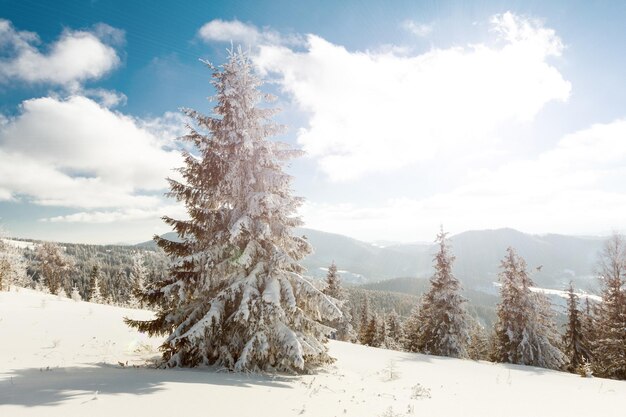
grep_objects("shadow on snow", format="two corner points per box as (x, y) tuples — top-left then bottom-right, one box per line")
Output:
(0, 363), (294, 407)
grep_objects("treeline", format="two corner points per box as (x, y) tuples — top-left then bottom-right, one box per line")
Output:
(15, 238), (168, 305)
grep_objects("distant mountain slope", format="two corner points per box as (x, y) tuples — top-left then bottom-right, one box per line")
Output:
(136, 227), (606, 292)
(300, 227), (605, 291)
(295, 228), (432, 283)
(447, 228), (604, 291)
(135, 232), (180, 249)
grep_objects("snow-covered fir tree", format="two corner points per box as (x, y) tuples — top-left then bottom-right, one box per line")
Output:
(563, 282), (590, 373)
(128, 252), (148, 308)
(384, 310), (404, 351)
(413, 228), (470, 358)
(321, 262), (356, 342)
(581, 297), (598, 365)
(70, 285), (82, 302)
(323, 262), (343, 299)
(593, 234), (626, 380)
(89, 265), (105, 304)
(492, 247), (566, 370)
(35, 242), (74, 295)
(361, 314), (379, 347)
(125, 49), (340, 372)
(357, 296), (371, 344)
(467, 320), (492, 361)
(0, 236), (29, 291)
(374, 314), (387, 348)
(403, 304), (421, 352)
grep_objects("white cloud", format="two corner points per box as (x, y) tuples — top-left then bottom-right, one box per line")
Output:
(198, 19), (301, 47)
(301, 119), (626, 241)
(255, 12), (571, 181)
(402, 20), (434, 37)
(91, 23), (126, 46)
(199, 19), (261, 45)
(42, 204), (187, 224)
(0, 19), (122, 88)
(0, 95), (183, 209)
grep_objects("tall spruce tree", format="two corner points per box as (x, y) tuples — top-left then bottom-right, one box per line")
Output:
(384, 310), (404, 351)
(125, 49), (340, 372)
(593, 234), (626, 379)
(467, 321), (492, 361)
(581, 297), (597, 365)
(414, 228), (470, 358)
(361, 314), (379, 347)
(323, 262), (343, 300)
(492, 247), (565, 370)
(89, 265), (105, 304)
(128, 252), (148, 308)
(322, 262), (355, 342)
(563, 282), (590, 372)
(403, 304), (421, 352)
(358, 296), (371, 344)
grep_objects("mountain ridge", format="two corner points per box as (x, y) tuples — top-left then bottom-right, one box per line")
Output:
(136, 227), (606, 292)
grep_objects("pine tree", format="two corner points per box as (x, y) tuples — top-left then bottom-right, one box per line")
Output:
(384, 310), (404, 351)
(414, 228), (470, 358)
(358, 296), (371, 344)
(89, 265), (105, 304)
(35, 241), (74, 295)
(71, 285), (82, 302)
(581, 297), (597, 364)
(563, 282), (590, 373)
(467, 320), (491, 361)
(125, 49), (340, 372)
(322, 262), (356, 341)
(128, 252), (147, 308)
(361, 314), (379, 347)
(0, 237), (29, 291)
(593, 234), (626, 379)
(492, 247), (565, 370)
(374, 314), (387, 348)
(403, 304), (421, 352)
(323, 262), (343, 299)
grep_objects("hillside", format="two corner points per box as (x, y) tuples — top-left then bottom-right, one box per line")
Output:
(1, 288), (624, 417)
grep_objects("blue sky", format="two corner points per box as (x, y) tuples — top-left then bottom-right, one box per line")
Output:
(1, 0), (626, 244)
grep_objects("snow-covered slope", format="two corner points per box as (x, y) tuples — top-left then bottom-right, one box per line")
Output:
(1, 289), (624, 417)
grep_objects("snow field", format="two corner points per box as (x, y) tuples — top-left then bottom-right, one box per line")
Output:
(0, 289), (624, 417)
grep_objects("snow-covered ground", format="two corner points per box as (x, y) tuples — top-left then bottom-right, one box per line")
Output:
(1, 239), (36, 250)
(0, 289), (623, 417)
(493, 281), (603, 302)
(529, 286), (602, 302)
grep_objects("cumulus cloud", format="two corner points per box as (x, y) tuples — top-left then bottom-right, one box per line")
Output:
(0, 19), (122, 88)
(198, 19), (301, 47)
(301, 119), (626, 241)
(254, 11), (571, 181)
(0, 95), (183, 209)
